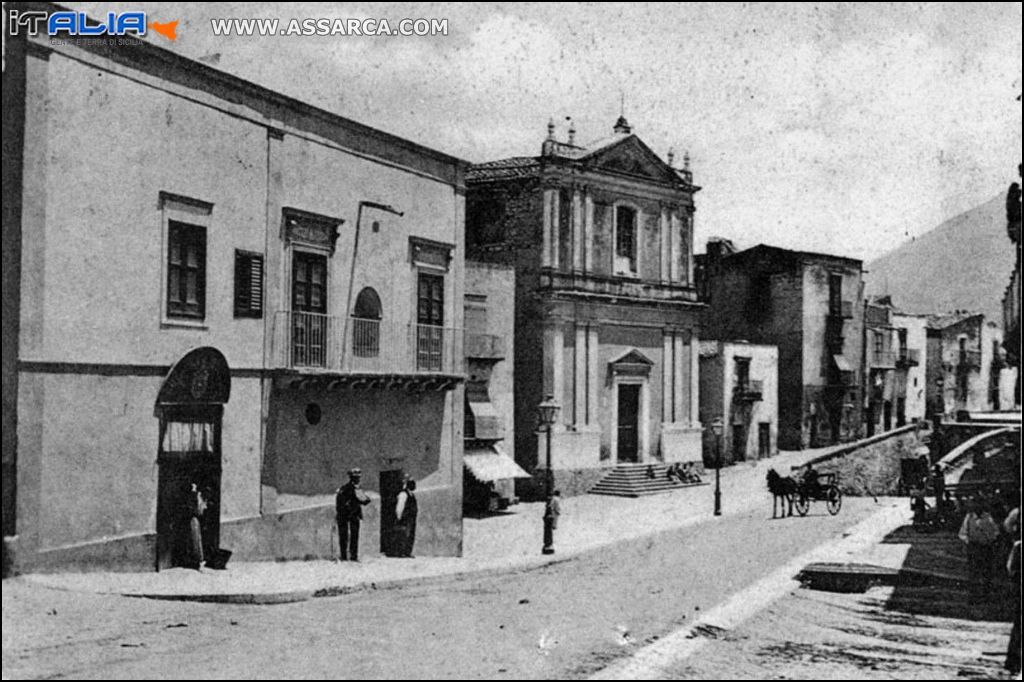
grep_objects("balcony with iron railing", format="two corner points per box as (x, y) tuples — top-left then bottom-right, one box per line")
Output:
(896, 348), (920, 367)
(958, 349), (983, 369)
(464, 332), (506, 360)
(870, 350), (898, 368)
(272, 311), (462, 375)
(828, 300), (855, 320)
(733, 379), (764, 402)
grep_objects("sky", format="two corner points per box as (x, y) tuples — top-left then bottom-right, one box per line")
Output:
(76, 2), (1023, 261)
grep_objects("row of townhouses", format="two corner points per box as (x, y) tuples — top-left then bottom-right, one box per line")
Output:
(2, 12), (1018, 573)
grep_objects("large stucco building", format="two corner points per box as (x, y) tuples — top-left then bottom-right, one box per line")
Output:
(698, 240), (865, 449)
(465, 118), (704, 496)
(2, 16), (466, 572)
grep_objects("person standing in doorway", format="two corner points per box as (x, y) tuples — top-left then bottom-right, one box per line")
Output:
(336, 468), (371, 561)
(182, 482), (207, 571)
(393, 478), (418, 558)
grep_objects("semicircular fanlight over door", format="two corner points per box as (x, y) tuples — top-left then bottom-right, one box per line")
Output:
(352, 287), (382, 359)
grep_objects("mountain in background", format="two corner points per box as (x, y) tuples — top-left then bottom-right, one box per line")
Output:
(864, 194), (1015, 323)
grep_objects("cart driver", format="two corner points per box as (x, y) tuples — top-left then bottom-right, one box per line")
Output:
(802, 463), (821, 497)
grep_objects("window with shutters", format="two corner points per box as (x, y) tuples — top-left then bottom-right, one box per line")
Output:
(166, 221), (206, 320)
(234, 250), (264, 318)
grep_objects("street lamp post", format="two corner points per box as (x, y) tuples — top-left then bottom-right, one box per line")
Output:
(538, 395), (561, 555)
(711, 417), (723, 516)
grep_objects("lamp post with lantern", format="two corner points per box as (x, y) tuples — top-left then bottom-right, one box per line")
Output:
(538, 395), (561, 555)
(711, 416), (723, 516)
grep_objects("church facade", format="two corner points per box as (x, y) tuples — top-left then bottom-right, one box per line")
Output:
(466, 118), (704, 496)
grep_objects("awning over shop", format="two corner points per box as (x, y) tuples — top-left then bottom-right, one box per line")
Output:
(832, 354), (854, 373)
(464, 445), (531, 482)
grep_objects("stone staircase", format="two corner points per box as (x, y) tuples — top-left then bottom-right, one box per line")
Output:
(589, 462), (709, 498)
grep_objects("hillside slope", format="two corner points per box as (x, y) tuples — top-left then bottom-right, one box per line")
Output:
(864, 194), (1016, 321)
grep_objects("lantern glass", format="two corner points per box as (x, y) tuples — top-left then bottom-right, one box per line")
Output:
(711, 417), (724, 437)
(538, 395), (561, 427)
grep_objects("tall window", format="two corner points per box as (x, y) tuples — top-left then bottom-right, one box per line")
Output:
(828, 273), (843, 316)
(167, 221), (206, 319)
(352, 287), (382, 357)
(614, 205), (638, 275)
(291, 252), (328, 367)
(734, 356), (751, 392)
(417, 273), (445, 371)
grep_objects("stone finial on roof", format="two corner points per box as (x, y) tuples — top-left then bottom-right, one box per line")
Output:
(683, 150), (691, 171)
(547, 118), (555, 141)
(567, 118), (576, 145)
(667, 147), (676, 167)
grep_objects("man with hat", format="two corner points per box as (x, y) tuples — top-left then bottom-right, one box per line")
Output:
(336, 468), (371, 561)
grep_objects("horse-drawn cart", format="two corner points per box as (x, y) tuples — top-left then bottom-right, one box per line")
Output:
(794, 472), (843, 516)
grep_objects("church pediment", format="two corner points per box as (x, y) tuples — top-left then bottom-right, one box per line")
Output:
(609, 348), (655, 377)
(582, 136), (679, 185)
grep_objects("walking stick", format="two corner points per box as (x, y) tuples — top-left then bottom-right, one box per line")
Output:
(331, 521), (338, 563)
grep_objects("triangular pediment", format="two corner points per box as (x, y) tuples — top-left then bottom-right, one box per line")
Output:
(582, 136), (678, 184)
(608, 349), (655, 378)
(610, 349), (655, 366)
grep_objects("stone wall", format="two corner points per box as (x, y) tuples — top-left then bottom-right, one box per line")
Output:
(800, 423), (929, 497)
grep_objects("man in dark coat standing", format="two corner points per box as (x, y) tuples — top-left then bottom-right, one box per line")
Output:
(336, 468), (371, 561)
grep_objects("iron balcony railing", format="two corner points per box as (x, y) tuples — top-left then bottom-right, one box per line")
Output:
(273, 311), (462, 374)
(958, 349), (982, 368)
(828, 300), (855, 320)
(733, 379), (764, 401)
(897, 348), (921, 367)
(870, 350), (898, 368)
(464, 331), (506, 360)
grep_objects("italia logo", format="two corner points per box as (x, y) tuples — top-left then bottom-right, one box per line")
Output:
(7, 10), (178, 41)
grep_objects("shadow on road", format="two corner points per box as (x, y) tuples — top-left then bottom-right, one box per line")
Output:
(879, 524), (1015, 623)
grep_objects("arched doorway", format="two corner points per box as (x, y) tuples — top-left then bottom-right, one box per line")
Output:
(154, 347), (230, 571)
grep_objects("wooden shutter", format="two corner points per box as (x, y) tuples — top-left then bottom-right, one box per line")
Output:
(234, 250), (264, 318)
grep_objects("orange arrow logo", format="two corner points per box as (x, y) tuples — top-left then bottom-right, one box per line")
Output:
(149, 20), (178, 41)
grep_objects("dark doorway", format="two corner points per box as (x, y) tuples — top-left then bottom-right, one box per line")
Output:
(617, 384), (640, 462)
(154, 347), (230, 572)
(758, 422), (771, 458)
(291, 251), (328, 367)
(156, 409), (222, 571)
(732, 423), (747, 462)
(379, 469), (405, 556)
(883, 400), (893, 431)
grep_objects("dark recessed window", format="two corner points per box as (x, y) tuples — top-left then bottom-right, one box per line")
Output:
(305, 403), (322, 425)
(167, 221), (206, 319)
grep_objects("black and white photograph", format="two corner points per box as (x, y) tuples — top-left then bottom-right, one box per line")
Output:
(1, 2), (1021, 679)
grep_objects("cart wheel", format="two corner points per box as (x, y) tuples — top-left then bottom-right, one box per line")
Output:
(826, 486), (842, 515)
(795, 494), (810, 516)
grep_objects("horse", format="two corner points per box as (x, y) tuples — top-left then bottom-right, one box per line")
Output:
(766, 468), (797, 518)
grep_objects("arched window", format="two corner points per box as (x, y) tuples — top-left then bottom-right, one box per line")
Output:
(352, 287), (382, 357)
